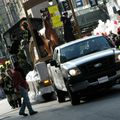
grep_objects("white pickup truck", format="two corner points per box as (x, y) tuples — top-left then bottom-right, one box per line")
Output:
(48, 35), (120, 105)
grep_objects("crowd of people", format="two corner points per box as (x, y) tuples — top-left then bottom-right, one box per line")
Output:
(107, 30), (120, 48)
(0, 62), (37, 116)
(92, 18), (120, 48)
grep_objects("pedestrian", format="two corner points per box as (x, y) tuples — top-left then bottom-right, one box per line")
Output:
(61, 11), (75, 42)
(12, 62), (38, 116)
(6, 69), (22, 108)
(0, 71), (16, 109)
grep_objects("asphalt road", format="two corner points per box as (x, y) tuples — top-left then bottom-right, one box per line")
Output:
(1, 84), (120, 120)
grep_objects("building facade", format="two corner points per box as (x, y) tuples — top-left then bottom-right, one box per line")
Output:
(1, 0), (120, 60)
(0, 0), (26, 59)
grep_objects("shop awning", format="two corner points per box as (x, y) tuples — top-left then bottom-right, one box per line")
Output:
(23, 0), (48, 10)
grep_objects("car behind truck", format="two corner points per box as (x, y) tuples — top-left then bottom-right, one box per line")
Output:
(48, 35), (120, 105)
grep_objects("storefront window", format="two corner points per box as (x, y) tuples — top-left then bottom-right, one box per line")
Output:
(73, 0), (108, 9)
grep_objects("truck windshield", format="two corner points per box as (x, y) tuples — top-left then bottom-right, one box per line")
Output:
(60, 36), (112, 63)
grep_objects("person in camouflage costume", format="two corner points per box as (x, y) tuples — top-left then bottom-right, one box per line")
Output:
(0, 71), (16, 109)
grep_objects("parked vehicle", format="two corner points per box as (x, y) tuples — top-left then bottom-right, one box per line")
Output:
(48, 35), (120, 105)
(26, 67), (55, 102)
(34, 62), (55, 101)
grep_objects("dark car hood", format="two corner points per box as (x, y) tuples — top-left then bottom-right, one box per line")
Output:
(61, 48), (119, 70)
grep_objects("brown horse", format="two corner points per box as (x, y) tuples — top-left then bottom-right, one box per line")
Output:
(32, 29), (52, 58)
(40, 17), (59, 46)
(21, 18), (59, 61)
(44, 18), (59, 48)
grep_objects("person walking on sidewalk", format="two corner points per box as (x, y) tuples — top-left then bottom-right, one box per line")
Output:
(12, 62), (38, 116)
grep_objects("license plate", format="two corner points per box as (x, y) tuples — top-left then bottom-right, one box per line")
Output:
(98, 76), (108, 84)
(40, 86), (54, 95)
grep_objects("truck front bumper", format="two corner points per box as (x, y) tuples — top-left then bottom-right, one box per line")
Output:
(40, 86), (55, 95)
(69, 72), (120, 93)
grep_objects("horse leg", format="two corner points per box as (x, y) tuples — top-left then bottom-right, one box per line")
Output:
(44, 40), (53, 56)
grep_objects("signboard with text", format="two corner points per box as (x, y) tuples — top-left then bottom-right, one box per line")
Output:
(48, 5), (63, 28)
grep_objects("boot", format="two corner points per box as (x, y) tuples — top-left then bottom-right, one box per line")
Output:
(15, 100), (18, 108)
(17, 98), (22, 107)
(9, 100), (15, 109)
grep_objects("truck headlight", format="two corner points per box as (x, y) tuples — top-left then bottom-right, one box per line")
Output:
(118, 55), (120, 60)
(69, 68), (81, 76)
(115, 54), (120, 62)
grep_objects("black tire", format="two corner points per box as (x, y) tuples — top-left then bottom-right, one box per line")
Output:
(65, 82), (80, 105)
(69, 92), (80, 105)
(55, 87), (65, 103)
(42, 92), (56, 101)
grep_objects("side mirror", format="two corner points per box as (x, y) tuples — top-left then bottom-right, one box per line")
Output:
(50, 60), (58, 67)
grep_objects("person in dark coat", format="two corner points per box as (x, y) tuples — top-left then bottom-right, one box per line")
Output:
(61, 12), (75, 42)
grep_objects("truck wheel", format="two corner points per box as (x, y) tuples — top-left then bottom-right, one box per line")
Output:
(65, 82), (80, 105)
(55, 88), (65, 103)
(69, 92), (80, 105)
(42, 92), (56, 101)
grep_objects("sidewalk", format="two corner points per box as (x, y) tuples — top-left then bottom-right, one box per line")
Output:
(0, 98), (42, 120)
(0, 98), (13, 115)
(0, 97), (58, 120)
(0, 91), (46, 116)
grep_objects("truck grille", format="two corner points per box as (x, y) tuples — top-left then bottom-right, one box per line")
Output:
(78, 55), (116, 82)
